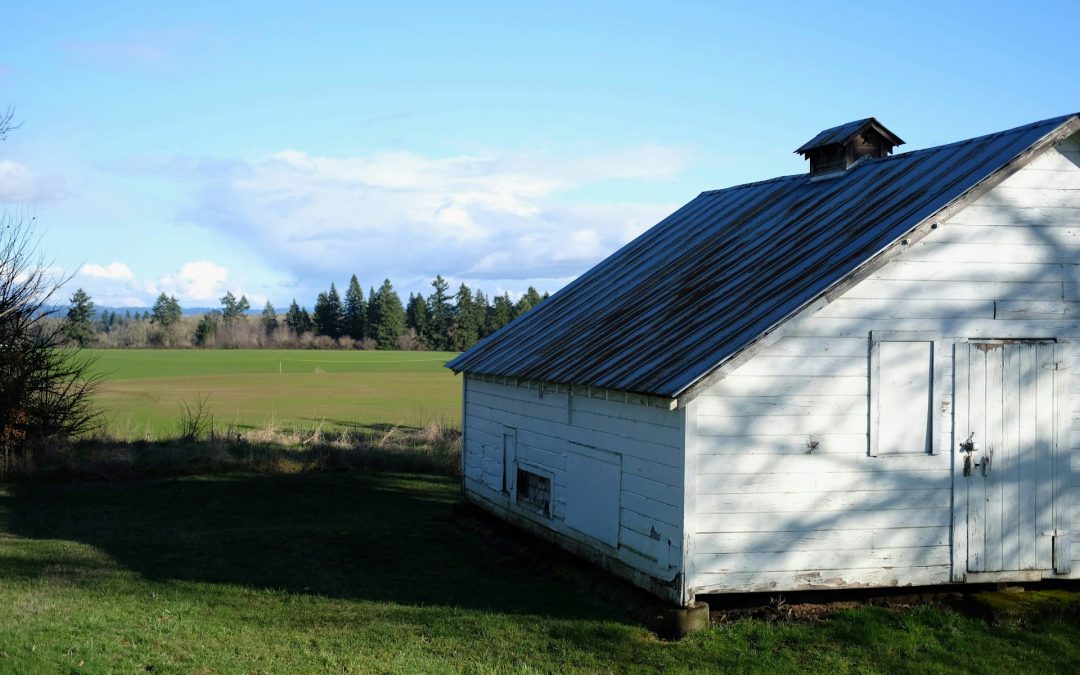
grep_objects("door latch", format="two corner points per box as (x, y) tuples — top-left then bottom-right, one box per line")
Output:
(981, 445), (993, 477)
(959, 433), (977, 453)
(960, 433), (977, 477)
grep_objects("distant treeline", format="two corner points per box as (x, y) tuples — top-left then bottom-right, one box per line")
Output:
(60, 276), (548, 351)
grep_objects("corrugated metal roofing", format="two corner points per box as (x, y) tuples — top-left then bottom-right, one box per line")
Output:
(448, 114), (1080, 399)
(795, 117), (904, 154)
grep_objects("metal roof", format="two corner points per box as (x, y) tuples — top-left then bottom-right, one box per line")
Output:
(448, 113), (1080, 400)
(795, 117), (905, 154)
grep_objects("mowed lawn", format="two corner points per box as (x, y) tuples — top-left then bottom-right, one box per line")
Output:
(3, 473), (1080, 673)
(88, 350), (461, 438)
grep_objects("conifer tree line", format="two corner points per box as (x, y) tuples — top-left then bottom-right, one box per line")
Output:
(61, 275), (548, 351)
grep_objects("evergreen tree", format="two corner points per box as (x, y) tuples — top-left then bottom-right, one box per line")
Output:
(63, 288), (97, 347)
(299, 307), (314, 334)
(514, 286), (543, 318)
(371, 279), (406, 350)
(473, 289), (489, 339)
(194, 311), (220, 346)
(312, 283), (344, 338)
(487, 292), (514, 335)
(425, 275), (453, 350)
(261, 301), (278, 335)
(285, 299), (305, 334)
(405, 292), (428, 344)
(451, 283), (480, 351)
(151, 293), (182, 327)
(220, 291), (250, 322)
(312, 291), (328, 333)
(366, 287), (377, 338)
(343, 275), (367, 340)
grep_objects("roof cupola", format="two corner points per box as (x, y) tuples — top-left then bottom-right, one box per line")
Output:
(796, 117), (904, 178)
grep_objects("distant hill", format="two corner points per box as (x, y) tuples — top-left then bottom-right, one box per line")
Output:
(44, 305), (261, 317)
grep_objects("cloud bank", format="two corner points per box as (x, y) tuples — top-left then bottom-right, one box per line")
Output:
(112, 145), (687, 291)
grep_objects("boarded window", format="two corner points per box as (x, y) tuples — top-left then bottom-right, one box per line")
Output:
(516, 467), (551, 515)
(564, 448), (621, 547)
(871, 340), (933, 455)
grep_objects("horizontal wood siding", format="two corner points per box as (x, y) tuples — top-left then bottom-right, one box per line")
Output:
(462, 374), (685, 584)
(691, 139), (1080, 594)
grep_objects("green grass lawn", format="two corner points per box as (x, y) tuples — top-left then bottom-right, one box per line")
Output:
(88, 350), (461, 438)
(2, 472), (1078, 673)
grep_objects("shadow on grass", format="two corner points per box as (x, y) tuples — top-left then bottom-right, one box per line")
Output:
(0, 472), (626, 624)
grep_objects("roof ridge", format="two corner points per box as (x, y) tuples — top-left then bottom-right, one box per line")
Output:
(699, 173), (803, 196)
(873, 112), (1077, 163)
(700, 113), (1078, 197)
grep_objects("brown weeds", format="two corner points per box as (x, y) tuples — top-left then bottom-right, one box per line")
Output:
(1, 418), (461, 481)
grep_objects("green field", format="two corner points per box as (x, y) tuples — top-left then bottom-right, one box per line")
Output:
(2, 472), (1079, 673)
(89, 350), (461, 438)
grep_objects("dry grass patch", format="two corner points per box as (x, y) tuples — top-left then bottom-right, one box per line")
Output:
(3, 419), (461, 481)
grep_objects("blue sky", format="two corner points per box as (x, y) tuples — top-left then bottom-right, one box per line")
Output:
(1, 0), (1077, 308)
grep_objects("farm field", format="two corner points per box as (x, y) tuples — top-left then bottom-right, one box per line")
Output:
(88, 349), (461, 438)
(2, 472), (1079, 673)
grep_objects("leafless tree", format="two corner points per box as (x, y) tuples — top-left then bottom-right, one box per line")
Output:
(1, 116), (99, 471)
(0, 106), (19, 141)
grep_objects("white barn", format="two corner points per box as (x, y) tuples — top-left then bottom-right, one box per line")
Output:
(447, 113), (1080, 606)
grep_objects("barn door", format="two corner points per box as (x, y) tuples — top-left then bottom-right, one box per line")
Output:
(955, 341), (1070, 575)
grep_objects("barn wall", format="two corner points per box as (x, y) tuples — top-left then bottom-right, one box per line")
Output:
(461, 374), (686, 599)
(689, 135), (1080, 594)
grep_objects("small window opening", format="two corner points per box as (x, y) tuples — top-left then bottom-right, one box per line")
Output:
(516, 468), (551, 515)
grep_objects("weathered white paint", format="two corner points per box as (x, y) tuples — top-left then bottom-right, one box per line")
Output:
(461, 373), (685, 601)
(460, 134), (1080, 603)
(871, 340), (933, 456)
(956, 341), (1067, 573)
(689, 137), (1080, 597)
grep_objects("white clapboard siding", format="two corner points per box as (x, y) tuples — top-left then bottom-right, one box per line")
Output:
(693, 567), (951, 594)
(696, 527), (950, 554)
(904, 241), (1079, 265)
(706, 375), (869, 397)
(846, 280), (1075, 302)
(785, 318), (1076, 339)
(696, 434), (870, 456)
(697, 413), (867, 437)
(748, 336), (870, 358)
(947, 205), (1080, 227)
(696, 488), (951, 514)
(692, 546), (951, 574)
(980, 187), (1080, 210)
(868, 260), (1080, 284)
(927, 224), (1080, 245)
(697, 470), (950, 495)
(697, 394), (867, 418)
(815, 298), (996, 320)
(695, 509), (950, 534)
(462, 374), (685, 583)
(690, 141), (1080, 591)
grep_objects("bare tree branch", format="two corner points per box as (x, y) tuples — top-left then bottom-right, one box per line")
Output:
(1, 213), (101, 472)
(0, 105), (21, 141)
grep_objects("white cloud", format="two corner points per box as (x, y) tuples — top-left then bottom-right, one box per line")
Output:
(154, 261), (231, 304)
(68, 260), (264, 308)
(165, 145), (687, 285)
(0, 160), (67, 203)
(81, 262), (134, 281)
